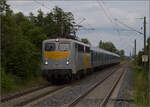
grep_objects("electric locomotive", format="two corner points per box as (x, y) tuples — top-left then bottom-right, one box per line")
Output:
(42, 38), (120, 83)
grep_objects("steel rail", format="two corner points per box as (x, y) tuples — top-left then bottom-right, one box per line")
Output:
(67, 66), (121, 107)
(0, 83), (50, 102)
(14, 85), (67, 106)
(100, 67), (126, 107)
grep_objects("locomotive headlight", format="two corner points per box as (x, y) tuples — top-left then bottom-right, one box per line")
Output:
(55, 38), (59, 42)
(66, 58), (70, 65)
(66, 61), (69, 65)
(45, 60), (48, 65)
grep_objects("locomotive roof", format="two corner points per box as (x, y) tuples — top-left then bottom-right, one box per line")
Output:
(43, 38), (90, 47)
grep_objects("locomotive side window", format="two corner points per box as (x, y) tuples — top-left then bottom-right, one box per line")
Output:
(45, 43), (55, 51)
(85, 47), (90, 53)
(75, 43), (84, 53)
(78, 44), (84, 52)
(59, 43), (70, 51)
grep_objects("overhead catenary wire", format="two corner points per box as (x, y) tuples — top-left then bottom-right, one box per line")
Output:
(33, 0), (52, 10)
(97, 0), (114, 26)
(98, 0), (145, 36)
(96, 0), (123, 38)
(114, 18), (144, 35)
(97, 0), (146, 55)
(99, 0), (128, 37)
(97, 0), (127, 51)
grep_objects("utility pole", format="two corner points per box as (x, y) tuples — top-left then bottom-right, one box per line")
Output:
(144, 16), (146, 72)
(61, 17), (64, 35)
(130, 51), (131, 57)
(144, 16), (146, 54)
(134, 39), (136, 65)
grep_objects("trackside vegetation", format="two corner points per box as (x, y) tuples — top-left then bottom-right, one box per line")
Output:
(0, 0), (75, 95)
(133, 37), (150, 106)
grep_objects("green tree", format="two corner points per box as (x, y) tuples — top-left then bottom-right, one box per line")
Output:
(28, 12), (36, 24)
(99, 41), (117, 53)
(99, 40), (125, 56)
(31, 6), (75, 38)
(51, 6), (75, 35)
(99, 40), (103, 48)
(81, 38), (91, 45)
(0, 0), (12, 15)
(36, 9), (45, 27)
(119, 50), (125, 56)
(1, 1), (47, 81)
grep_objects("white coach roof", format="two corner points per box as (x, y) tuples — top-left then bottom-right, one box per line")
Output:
(91, 47), (120, 57)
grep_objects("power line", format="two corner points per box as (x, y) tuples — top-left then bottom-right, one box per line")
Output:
(97, 0), (127, 50)
(97, 0), (123, 37)
(33, 0), (51, 10)
(114, 18), (144, 35)
(97, 0), (145, 55)
(98, 0), (145, 37)
(97, 0), (114, 25)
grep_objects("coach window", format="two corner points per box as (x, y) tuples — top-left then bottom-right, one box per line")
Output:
(45, 43), (55, 51)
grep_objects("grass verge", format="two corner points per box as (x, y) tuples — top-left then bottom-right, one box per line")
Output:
(1, 68), (47, 96)
(132, 64), (149, 106)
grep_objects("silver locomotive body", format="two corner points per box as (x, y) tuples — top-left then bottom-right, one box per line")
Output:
(42, 38), (91, 81)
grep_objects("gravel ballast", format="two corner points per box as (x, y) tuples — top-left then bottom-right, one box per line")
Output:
(31, 65), (120, 107)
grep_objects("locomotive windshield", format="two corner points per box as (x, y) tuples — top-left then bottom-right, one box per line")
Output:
(45, 43), (55, 51)
(59, 43), (70, 51)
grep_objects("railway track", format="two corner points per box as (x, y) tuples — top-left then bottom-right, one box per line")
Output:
(0, 83), (50, 103)
(67, 64), (127, 107)
(0, 84), (67, 107)
(100, 68), (127, 107)
(0, 63), (125, 107)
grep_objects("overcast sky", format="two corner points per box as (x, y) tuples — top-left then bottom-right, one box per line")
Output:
(7, 0), (150, 56)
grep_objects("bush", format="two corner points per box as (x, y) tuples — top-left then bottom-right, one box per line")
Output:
(6, 38), (41, 80)
(134, 65), (143, 72)
(1, 68), (15, 94)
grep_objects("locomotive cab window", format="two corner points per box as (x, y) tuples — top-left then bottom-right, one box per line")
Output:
(59, 43), (70, 51)
(45, 43), (55, 51)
